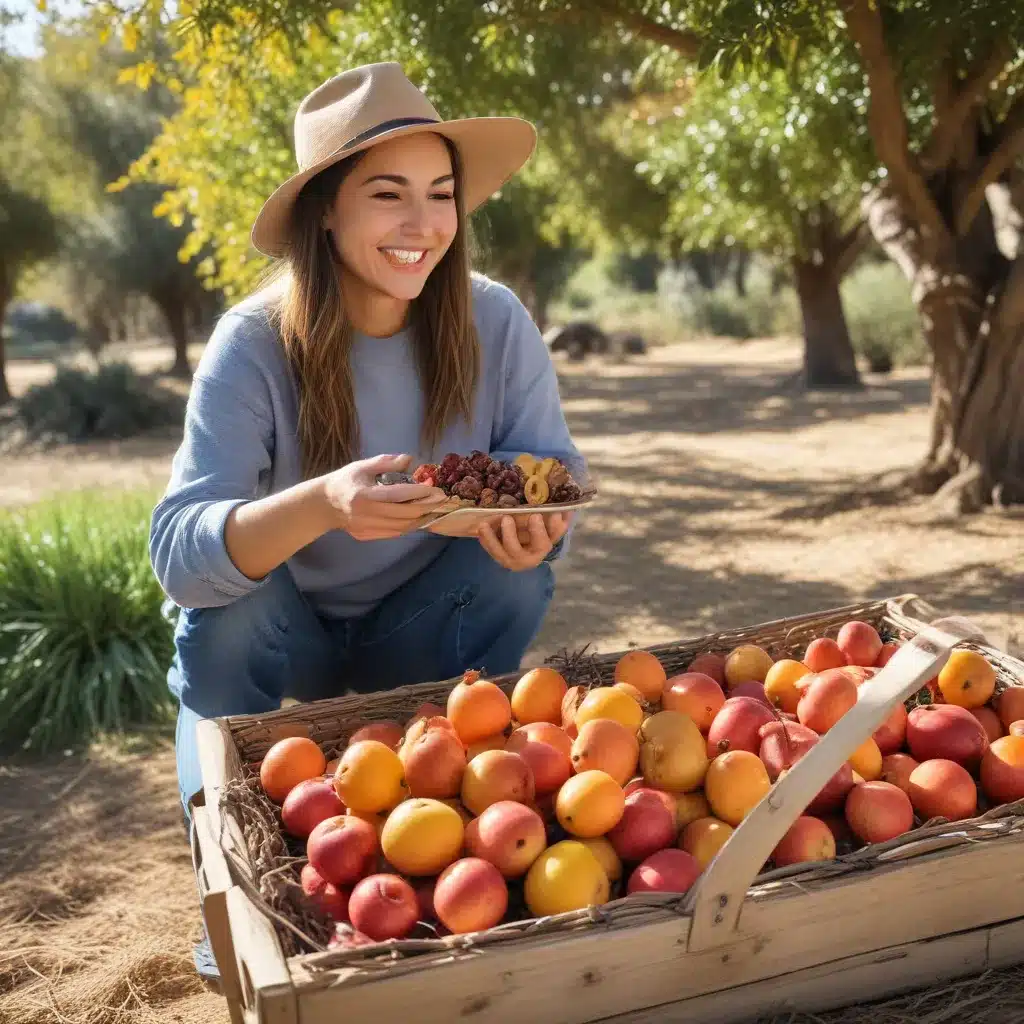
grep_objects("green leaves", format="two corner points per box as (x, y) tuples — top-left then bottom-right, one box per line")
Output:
(0, 490), (176, 754)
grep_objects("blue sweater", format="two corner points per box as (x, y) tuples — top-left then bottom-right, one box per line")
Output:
(150, 274), (585, 619)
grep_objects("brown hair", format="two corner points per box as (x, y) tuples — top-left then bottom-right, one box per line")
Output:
(263, 136), (479, 479)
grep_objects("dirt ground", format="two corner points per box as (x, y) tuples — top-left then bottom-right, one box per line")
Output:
(1, 335), (1022, 1024)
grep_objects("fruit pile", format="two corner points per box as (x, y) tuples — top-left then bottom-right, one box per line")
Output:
(412, 451), (583, 508)
(253, 621), (1024, 950)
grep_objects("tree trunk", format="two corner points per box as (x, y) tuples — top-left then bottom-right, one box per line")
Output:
(792, 256), (862, 390)
(155, 291), (192, 378)
(0, 264), (11, 404)
(864, 186), (1024, 508)
(733, 248), (751, 296)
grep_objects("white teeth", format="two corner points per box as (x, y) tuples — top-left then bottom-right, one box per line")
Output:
(383, 248), (426, 264)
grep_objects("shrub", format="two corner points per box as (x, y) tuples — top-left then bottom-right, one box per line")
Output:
(841, 262), (927, 368)
(0, 490), (175, 754)
(6, 362), (185, 447)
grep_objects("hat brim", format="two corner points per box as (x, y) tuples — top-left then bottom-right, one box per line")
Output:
(250, 116), (538, 258)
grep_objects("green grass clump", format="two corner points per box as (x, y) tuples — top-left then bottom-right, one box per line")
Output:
(0, 489), (175, 755)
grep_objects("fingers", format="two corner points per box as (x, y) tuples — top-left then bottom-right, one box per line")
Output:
(477, 519), (515, 569)
(478, 514), (554, 570)
(359, 485), (447, 516)
(546, 512), (570, 545)
(360, 453), (414, 475)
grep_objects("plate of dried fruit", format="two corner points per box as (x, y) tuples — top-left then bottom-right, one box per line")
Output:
(374, 451), (596, 538)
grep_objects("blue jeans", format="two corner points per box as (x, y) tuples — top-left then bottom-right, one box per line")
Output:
(170, 538), (554, 813)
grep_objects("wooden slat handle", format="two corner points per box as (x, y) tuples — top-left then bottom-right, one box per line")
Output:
(684, 615), (988, 952)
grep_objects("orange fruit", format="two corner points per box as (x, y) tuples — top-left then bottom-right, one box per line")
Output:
(571, 718), (640, 786)
(847, 737), (883, 781)
(937, 651), (997, 709)
(447, 671), (512, 745)
(763, 659), (812, 714)
(259, 736), (326, 803)
(614, 650), (667, 702)
(333, 740), (406, 813)
(679, 816), (734, 868)
(704, 751), (770, 826)
(511, 667), (567, 725)
(555, 770), (625, 837)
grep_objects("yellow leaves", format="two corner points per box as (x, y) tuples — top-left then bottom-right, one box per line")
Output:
(35, 0), (47, 11)
(116, 60), (157, 90)
(122, 21), (140, 53)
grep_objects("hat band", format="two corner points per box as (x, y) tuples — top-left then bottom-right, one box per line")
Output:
(338, 115), (440, 154)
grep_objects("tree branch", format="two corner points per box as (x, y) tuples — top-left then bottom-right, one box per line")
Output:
(592, 1), (702, 58)
(842, 0), (951, 251)
(956, 95), (1024, 236)
(922, 42), (1012, 173)
(835, 219), (870, 279)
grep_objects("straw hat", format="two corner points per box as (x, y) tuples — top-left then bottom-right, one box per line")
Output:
(251, 62), (538, 257)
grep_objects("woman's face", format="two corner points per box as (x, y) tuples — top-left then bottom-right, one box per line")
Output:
(327, 132), (459, 303)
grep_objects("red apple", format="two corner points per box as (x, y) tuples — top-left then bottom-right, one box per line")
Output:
(282, 778), (346, 838)
(607, 789), (677, 863)
(306, 815), (378, 886)
(347, 874), (419, 941)
(906, 704), (989, 769)
(300, 863), (351, 921)
(837, 621), (883, 667)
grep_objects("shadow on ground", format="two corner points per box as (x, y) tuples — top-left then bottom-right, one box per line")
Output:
(556, 356), (930, 439)
(0, 735), (187, 921)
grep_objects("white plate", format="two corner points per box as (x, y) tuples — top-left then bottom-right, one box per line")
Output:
(416, 492), (596, 538)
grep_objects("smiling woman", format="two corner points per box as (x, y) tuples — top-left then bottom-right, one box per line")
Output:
(149, 65), (587, 856)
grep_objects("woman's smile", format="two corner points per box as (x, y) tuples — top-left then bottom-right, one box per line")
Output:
(380, 246), (429, 270)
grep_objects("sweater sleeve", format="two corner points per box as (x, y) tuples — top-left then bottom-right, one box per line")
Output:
(149, 313), (277, 609)
(487, 285), (588, 562)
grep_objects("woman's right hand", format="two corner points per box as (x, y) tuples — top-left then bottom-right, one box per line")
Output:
(320, 453), (448, 540)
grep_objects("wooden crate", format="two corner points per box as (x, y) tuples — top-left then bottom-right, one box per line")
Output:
(191, 595), (1024, 1024)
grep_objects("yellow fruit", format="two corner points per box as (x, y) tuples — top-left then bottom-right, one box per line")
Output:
(575, 686), (644, 732)
(333, 740), (406, 813)
(380, 798), (465, 877)
(638, 711), (709, 793)
(848, 737), (883, 781)
(705, 751), (771, 826)
(555, 770), (625, 837)
(724, 645), (775, 688)
(763, 659), (812, 714)
(674, 791), (712, 831)
(524, 841), (610, 916)
(937, 650), (997, 709)
(577, 836), (622, 882)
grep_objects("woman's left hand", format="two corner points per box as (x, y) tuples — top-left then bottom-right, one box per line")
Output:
(477, 512), (571, 571)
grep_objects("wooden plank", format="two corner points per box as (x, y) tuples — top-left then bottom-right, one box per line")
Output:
(192, 806), (245, 1024)
(988, 915), (1024, 969)
(226, 886), (297, 1024)
(599, 927), (991, 1023)
(293, 836), (1024, 1024)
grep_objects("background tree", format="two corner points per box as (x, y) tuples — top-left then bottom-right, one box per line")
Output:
(614, 53), (874, 387)
(114, 0), (1024, 508)
(0, 32), (61, 402)
(37, 28), (218, 376)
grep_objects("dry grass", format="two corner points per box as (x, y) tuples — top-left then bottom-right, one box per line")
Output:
(1, 334), (1021, 1024)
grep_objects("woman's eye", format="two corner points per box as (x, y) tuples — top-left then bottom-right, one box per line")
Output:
(432, 192), (455, 202)
(371, 191), (400, 200)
